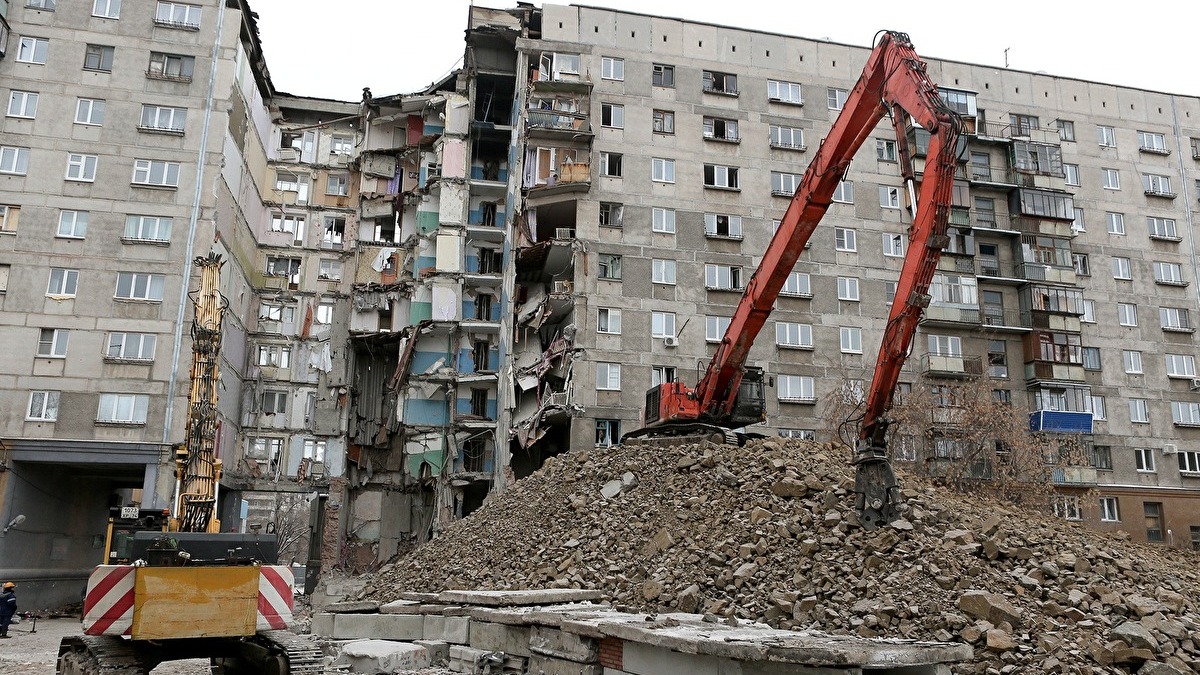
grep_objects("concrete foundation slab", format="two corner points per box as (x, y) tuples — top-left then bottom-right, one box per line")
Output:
(470, 619), (532, 656)
(530, 625), (599, 663)
(333, 613), (425, 640)
(529, 653), (603, 675)
(335, 639), (431, 674)
(439, 589), (603, 607)
(468, 603), (611, 628)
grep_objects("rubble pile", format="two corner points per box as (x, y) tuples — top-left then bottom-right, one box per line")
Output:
(364, 439), (1200, 674)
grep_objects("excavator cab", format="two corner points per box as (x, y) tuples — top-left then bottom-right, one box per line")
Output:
(725, 366), (767, 429)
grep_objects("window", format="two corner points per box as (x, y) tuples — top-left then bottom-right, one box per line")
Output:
(1117, 303), (1137, 326)
(840, 327), (863, 353)
(837, 277), (860, 301)
(1112, 257), (1131, 280)
(776, 322), (813, 349)
(0, 146), (31, 175)
(1147, 217), (1178, 240)
(107, 332), (156, 361)
(595, 419), (620, 447)
(702, 116), (739, 142)
(651, 366), (677, 387)
(599, 202), (623, 228)
(330, 135), (353, 155)
(1053, 496), (1082, 521)
(703, 164), (739, 189)
(1153, 261), (1185, 285)
(988, 340), (1009, 378)
(702, 70), (738, 95)
(326, 173), (349, 196)
(17, 37), (50, 64)
(832, 180), (853, 204)
(705, 316), (731, 342)
(879, 186), (901, 209)
(1081, 299), (1096, 323)
(47, 268), (79, 297)
(594, 307), (622, 334)
(876, 139), (897, 161)
(314, 301), (335, 325)
(827, 87), (848, 110)
(704, 264), (742, 291)
(256, 344), (291, 368)
(771, 172), (802, 196)
(76, 98), (105, 125)
(651, 207), (675, 234)
(1010, 113), (1039, 135)
(7, 91), (38, 118)
(1179, 450), (1200, 474)
(770, 125), (805, 150)
(97, 394), (149, 424)
(275, 170), (299, 192)
(156, 2), (202, 29)
(115, 272), (166, 301)
(37, 328), (69, 357)
(1137, 130), (1168, 153)
(66, 153), (98, 182)
(58, 210), (88, 238)
(132, 159), (181, 187)
(601, 56), (624, 81)
(93, 0), (121, 18)
(1104, 212), (1125, 236)
(1161, 307), (1192, 332)
(1072, 253), (1090, 276)
(600, 102), (624, 129)
(317, 259), (342, 281)
(928, 334), (962, 357)
(651, 311), (676, 338)
(302, 439), (327, 463)
(781, 271), (811, 297)
(148, 52), (195, 81)
(1090, 445), (1113, 470)
(247, 437), (282, 461)
(596, 362), (621, 390)
(1166, 354), (1196, 378)
(652, 259), (676, 285)
(1057, 119), (1075, 142)
(834, 228), (857, 252)
(598, 254), (622, 280)
(778, 375), (815, 402)
(1130, 400), (1150, 425)
(1142, 173), (1174, 196)
(651, 157), (675, 183)
(1063, 163), (1079, 186)
(767, 79), (803, 104)
(1123, 350), (1143, 374)
(269, 214), (301, 233)
(84, 44), (115, 72)
(1171, 401), (1200, 427)
(1144, 502), (1164, 542)
(1098, 168), (1120, 190)
(260, 390), (287, 415)
(652, 110), (674, 134)
(599, 152), (622, 177)
(1088, 396), (1106, 421)
(1081, 346), (1101, 371)
(1097, 125), (1116, 147)
(704, 213), (742, 239)
(125, 215), (172, 242)
(652, 63), (675, 87)
(27, 391), (60, 422)
(779, 429), (816, 441)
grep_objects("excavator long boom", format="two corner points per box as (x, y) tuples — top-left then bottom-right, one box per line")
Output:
(692, 31), (962, 526)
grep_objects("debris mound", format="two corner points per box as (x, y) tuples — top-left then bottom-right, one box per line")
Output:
(365, 439), (1200, 674)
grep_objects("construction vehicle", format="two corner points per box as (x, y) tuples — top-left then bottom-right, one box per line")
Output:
(58, 255), (322, 675)
(624, 31), (963, 530)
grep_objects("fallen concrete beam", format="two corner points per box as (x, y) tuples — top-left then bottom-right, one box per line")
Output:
(470, 619), (532, 656)
(380, 599), (423, 614)
(326, 600), (381, 614)
(437, 589), (602, 607)
(528, 653), (603, 675)
(335, 640), (430, 673)
(332, 613), (425, 640)
(529, 625), (599, 663)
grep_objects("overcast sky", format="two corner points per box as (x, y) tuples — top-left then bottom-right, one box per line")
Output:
(250, 0), (1195, 102)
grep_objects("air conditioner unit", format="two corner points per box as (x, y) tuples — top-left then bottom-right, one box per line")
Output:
(1190, 378), (1200, 391)
(552, 280), (574, 294)
(663, 336), (679, 348)
(1163, 444), (1179, 455)
(555, 228), (576, 239)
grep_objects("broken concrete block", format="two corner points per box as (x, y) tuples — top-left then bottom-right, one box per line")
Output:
(335, 639), (430, 674)
(527, 653), (603, 675)
(449, 645), (487, 674)
(444, 616), (471, 644)
(311, 612), (335, 638)
(437, 589), (602, 606)
(600, 479), (623, 499)
(469, 620), (532, 656)
(327, 600), (381, 614)
(529, 625), (599, 663)
(424, 614), (447, 641)
(333, 613), (425, 640)
(957, 591), (1022, 627)
(415, 639), (449, 665)
(380, 599), (422, 614)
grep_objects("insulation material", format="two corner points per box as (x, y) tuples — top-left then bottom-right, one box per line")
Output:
(431, 285), (460, 321)
(434, 232), (462, 272)
(372, 247), (399, 272)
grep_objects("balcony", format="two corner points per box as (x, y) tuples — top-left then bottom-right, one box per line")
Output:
(981, 308), (1029, 331)
(1052, 466), (1098, 486)
(968, 164), (1016, 186)
(1144, 186), (1177, 199)
(1025, 360), (1086, 383)
(923, 305), (980, 327)
(936, 254), (977, 275)
(526, 111), (591, 138)
(1009, 216), (1077, 239)
(1029, 410), (1092, 434)
(976, 257), (1023, 282)
(919, 353), (984, 378)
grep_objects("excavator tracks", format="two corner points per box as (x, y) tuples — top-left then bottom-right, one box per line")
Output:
(58, 636), (149, 675)
(257, 629), (327, 675)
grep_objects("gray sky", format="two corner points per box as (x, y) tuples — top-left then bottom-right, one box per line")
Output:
(250, 0), (1196, 102)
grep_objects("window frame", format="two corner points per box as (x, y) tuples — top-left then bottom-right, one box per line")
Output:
(598, 253), (622, 281)
(106, 332), (157, 361)
(651, 157), (676, 183)
(651, 207), (675, 234)
(0, 146), (31, 175)
(66, 153), (99, 182)
(777, 374), (816, 402)
(767, 79), (803, 104)
(7, 90), (38, 119)
(839, 326), (863, 354)
(651, 63), (675, 87)
(834, 227), (857, 252)
(600, 102), (625, 129)
(596, 362), (621, 390)
(826, 87), (848, 110)
(651, 259), (677, 285)
(76, 98), (106, 126)
(17, 37), (50, 65)
(27, 390), (60, 422)
(132, 159), (181, 187)
(36, 328), (70, 358)
(83, 43), (116, 72)
(57, 210), (89, 239)
(775, 321), (814, 349)
(651, 311), (676, 338)
(703, 164), (740, 190)
(837, 277), (860, 301)
(155, 2), (202, 29)
(600, 56), (624, 81)
(599, 151), (623, 178)
(652, 109), (675, 135)
(1097, 125), (1116, 147)
(97, 393), (150, 425)
(1117, 303), (1137, 327)
(114, 272), (166, 302)
(1112, 257), (1131, 280)
(92, 0), (121, 19)
(47, 268), (79, 297)
(596, 307), (622, 335)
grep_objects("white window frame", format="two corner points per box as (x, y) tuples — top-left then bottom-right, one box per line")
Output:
(599, 151), (622, 177)
(651, 207), (676, 234)
(107, 332), (156, 361)
(27, 391), (60, 422)
(76, 98), (105, 125)
(778, 375), (815, 402)
(840, 326), (863, 354)
(66, 153), (98, 182)
(1122, 350), (1143, 374)
(1112, 257), (1131, 280)
(37, 328), (69, 358)
(93, 0), (121, 19)
(256, 344), (291, 368)
(155, 2), (202, 29)
(832, 180), (853, 204)
(1106, 212), (1125, 235)
(1099, 497), (1119, 522)
(47, 268), (79, 297)
(1165, 354), (1197, 378)
(317, 259), (343, 281)
(1148, 217), (1178, 239)
(124, 215), (172, 242)
(57, 210), (89, 239)
(0, 146), (31, 175)
(651, 366), (676, 388)
(704, 213), (743, 239)
(1101, 168), (1120, 190)
(1117, 303), (1137, 326)
(827, 87), (848, 110)
(1153, 261), (1184, 285)
(1179, 450), (1200, 474)
(17, 37), (50, 65)
(1161, 307), (1191, 331)
(776, 322), (813, 349)
(837, 277), (860, 301)
(1134, 447), (1155, 472)
(1053, 495), (1082, 521)
(97, 393), (150, 424)
(600, 102), (625, 129)
(1098, 125), (1116, 147)
(1088, 395), (1107, 421)
(883, 233), (905, 257)
(652, 259), (676, 285)
(704, 264), (743, 291)
(770, 125), (805, 150)
(767, 79), (802, 104)
(596, 362), (621, 390)
(1137, 130), (1168, 153)
(115, 272), (166, 301)
(651, 311), (676, 338)
(834, 227), (857, 252)
(1081, 299), (1096, 323)
(703, 164), (739, 189)
(132, 159), (181, 187)
(140, 104), (187, 132)
(877, 139), (897, 161)
(597, 307), (622, 334)
(1063, 163), (1079, 186)
(651, 157), (676, 183)
(879, 186), (901, 209)
(7, 91), (38, 119)
(928, 334), (963, 357)
(781, 271), (811, 298)
(771, 171), (802, 195)
(601, 56), (624, 81)
(1143, 173), (1173, 195)
(705, 316), (731, 343)
(1130, 400), (1150, 426)
(315, 302), (335, 325)
(326, 173), (349, 196)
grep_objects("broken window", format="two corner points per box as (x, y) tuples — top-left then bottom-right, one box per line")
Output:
(597, 308), (622, 334)
(703, 164), (739, 189)
(261, 390), (287, 414)
(331, 135), (353, 154)
(315, 301), (335, 324)
(703, 117), (739, 141)
(1009, 113), (1039, 136)
(472, 340), (492, 372)
(704, 264), (743, 291)
(270, 214), (303, 234)
(651, 366), (676, 387)
(374, 217), (398, 244)
(599, 202), (623, 228)
(247, 437), (282, 460)
(463, 438), (488, 472)
(598, 254), (622, 280)
(652, 63), (675, 87)
(599, 152), (622, 177)
(702, 70), (738, 95)
(326, 173), (349, 196)
(475, 294), (493, 321)
(265, 257), (301, 285)
(595, 419), (620, 447)
(470, 388), (489, 417)
(147, 51), (195, 81)
(477, 249), (502, 274)
(653, 110), (675, 134)
(256, 344), (291, 368)
(322, 217), (345, 248)
(303, 439), (327, 463)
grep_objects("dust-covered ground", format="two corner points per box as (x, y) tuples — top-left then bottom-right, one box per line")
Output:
(0, 617), (207, 675)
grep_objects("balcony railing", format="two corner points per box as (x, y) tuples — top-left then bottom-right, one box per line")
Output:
(526, 111), (590, 134)
(1144, 187), (1177, 199)
(968, 164), (1014, 184)
(924, 305), (981, 325)
(1052, 466), (1099, 485)
(919, 353), (984, 377)
(981, 308), (1028, 330)
(976, 257), (1022, 279)
(1029, 410), (1092, 434)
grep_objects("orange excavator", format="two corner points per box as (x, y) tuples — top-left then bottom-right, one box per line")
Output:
(625, 31), (963, 530)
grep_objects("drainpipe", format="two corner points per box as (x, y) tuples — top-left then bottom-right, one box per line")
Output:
(161, 0), (227, 508)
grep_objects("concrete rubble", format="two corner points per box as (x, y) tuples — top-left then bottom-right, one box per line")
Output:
(337, 438), (1200, 674)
